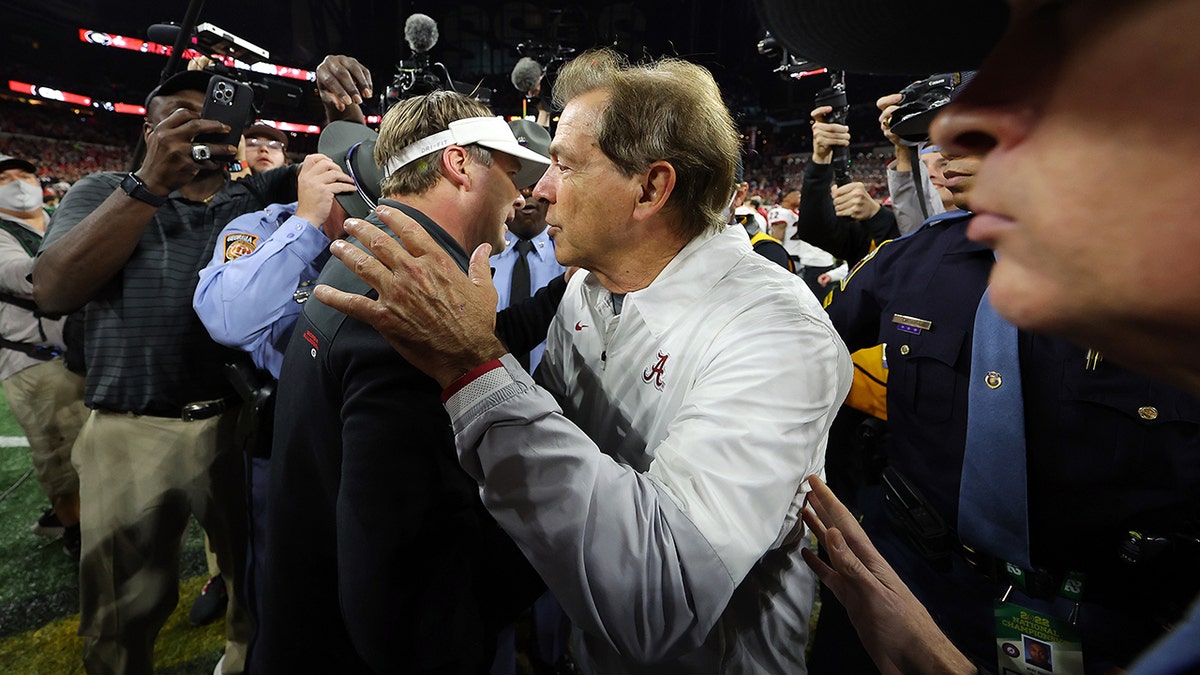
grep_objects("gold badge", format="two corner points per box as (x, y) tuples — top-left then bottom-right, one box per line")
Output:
(223, 233), (260, 262)
(985, 371), (1003, 389)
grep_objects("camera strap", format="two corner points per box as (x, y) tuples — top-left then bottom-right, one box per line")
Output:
(908, 145), (931, 222)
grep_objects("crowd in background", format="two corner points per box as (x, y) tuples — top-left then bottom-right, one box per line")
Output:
(0, 96), (896, 206)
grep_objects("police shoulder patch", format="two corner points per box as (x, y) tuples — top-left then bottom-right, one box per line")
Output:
(840, 238), (895, 290)
(223, 233), (260, 262)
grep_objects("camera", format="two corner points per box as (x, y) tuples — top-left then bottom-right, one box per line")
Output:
(381, 14), (493, 114)
(815, 70), (852, 186)
(381, 61), (493, 114)
(889, 72), (975, 144)
(517, 41), (575, 70)
(757, 32), (828, 81)
(148, 22), (306, 116)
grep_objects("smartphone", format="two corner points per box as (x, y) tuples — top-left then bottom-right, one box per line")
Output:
(195, 75), (255, 160)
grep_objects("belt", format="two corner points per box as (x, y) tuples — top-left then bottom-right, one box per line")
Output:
(181, 397), (238, 422)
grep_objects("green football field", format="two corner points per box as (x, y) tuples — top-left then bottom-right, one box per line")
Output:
(0, 387), (225, 674)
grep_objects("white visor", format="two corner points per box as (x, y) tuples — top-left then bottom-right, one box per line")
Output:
(383, 116), (551, 189)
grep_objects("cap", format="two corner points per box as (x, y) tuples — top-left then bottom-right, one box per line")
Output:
(0, 154), (36, 174)
(144, 70), (215, 108)
(244, 123), (288, 148)
(382, 116), (552, 190)
(507, 120), (551, 158)
(768, 206), (798, 227)
(753, 0), (1009, 75)
(318, 121), (385, 220)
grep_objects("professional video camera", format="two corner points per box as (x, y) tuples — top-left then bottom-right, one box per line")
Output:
(756, 32), (828, 81)
(756, 32), (852, 185)
(382, 14), (492, 113)
(148, 21), (305, 114)
(888, 71), (976, 144)
(510, 41), (575, 113)
(814, 70), (851, 186)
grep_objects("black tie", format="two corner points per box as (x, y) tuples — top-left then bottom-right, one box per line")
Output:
(509, 239), (535, 371)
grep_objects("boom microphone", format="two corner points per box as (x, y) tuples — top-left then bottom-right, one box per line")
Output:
(511, 57), (543, 94)
(404, 14), (439, 55)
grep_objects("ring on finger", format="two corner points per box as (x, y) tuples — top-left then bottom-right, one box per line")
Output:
(191, 144), (212, 162)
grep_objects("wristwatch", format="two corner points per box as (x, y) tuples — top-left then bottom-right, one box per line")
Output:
(120, 172), (168, 208)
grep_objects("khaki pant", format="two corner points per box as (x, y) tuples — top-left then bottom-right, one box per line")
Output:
(74, 409), (249, 675)
(3, 358), (86, 499)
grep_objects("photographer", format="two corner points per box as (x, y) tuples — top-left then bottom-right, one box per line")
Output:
(33, 69), (297, 675)
(877, 92), (954, 234)
(796, 106), (899, 269)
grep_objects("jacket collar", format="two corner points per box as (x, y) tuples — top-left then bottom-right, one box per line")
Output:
(374, 198), (470, 273)
(582, 225), (750, 340)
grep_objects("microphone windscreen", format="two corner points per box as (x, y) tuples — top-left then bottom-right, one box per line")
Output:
(404, 14), (439, 54)
(511, 57), (543, 94)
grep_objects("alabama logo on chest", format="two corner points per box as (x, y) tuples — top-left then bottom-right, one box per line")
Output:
(642, 351), (669, 391)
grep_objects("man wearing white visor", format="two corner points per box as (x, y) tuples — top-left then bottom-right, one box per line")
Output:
(255, 90), (566, 673)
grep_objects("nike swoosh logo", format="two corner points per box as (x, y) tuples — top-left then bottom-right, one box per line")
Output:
(575, 322), (588, 331)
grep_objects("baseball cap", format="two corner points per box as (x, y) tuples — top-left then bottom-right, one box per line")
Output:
(382, 116), (552, 190)
(768, 206), (798, 227)
(144, 70), (214, 108)
(318, 121), (385, 220)
(752, 0), (1009, 75)
(244, 123), (288, 148)
(0, 155), (36, 174)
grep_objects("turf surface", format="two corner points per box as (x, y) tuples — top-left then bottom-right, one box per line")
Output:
(0, 386), (225, 674)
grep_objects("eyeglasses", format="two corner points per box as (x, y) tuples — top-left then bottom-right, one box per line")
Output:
(246, 138), (284, 151)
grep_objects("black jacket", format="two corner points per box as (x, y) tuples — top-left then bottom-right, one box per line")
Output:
(259, 202), (559, 673)
(797, 161), (898, 262)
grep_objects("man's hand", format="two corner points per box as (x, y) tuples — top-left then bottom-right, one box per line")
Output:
(833, 183), (882, 221)
(877, 93), (911, 171)
(139, 108), (234, 195)
(800, 476), (976, 675)
(817, 273), (834, 288)
(811, 105), (850, 165)
(313, 207), (508, 388)
(295, 154), (357, 231)
(316, 55), (373, 119)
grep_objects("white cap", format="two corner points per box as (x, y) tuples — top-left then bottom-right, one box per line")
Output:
(383, 116), (551, 189)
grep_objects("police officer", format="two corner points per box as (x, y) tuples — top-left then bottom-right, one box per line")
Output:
(814, 147), (1200, 673)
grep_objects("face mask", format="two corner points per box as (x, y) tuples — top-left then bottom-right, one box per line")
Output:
(0, 180), (42, 214)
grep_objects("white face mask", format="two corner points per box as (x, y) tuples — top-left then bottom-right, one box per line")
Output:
(0, 180), (42, 214)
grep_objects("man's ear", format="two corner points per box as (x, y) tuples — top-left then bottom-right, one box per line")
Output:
(631, 160), (676, 222)
(440, 145), (472, 189)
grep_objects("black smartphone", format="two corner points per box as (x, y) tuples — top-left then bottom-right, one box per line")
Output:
(195, 75), (255, 160)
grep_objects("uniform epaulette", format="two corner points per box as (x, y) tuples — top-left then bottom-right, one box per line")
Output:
(836, 211), (973, 293)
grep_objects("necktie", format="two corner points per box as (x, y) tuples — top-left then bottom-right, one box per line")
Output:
(959, 287), (1032, 570)
(509, 239), (534, 371)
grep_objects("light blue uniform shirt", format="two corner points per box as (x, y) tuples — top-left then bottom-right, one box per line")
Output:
(193, 202), (330, 379)
(489, 226), (565, 372)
